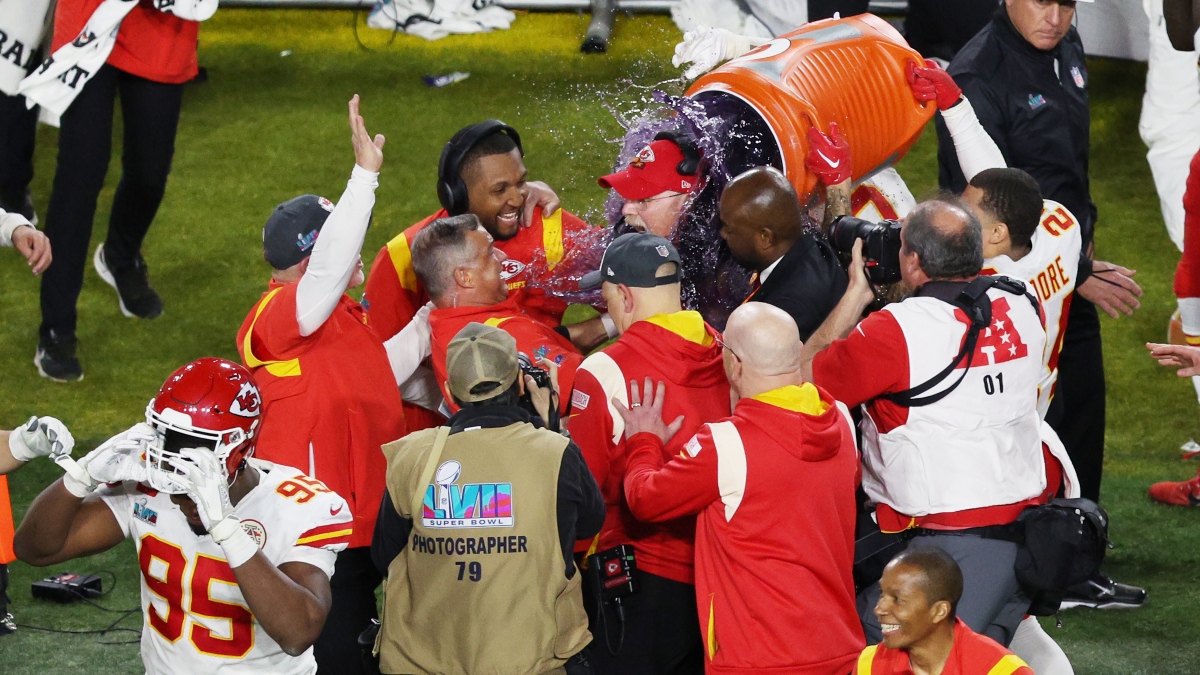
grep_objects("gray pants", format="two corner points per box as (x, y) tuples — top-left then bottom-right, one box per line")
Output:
(858, 533), (1031, 647)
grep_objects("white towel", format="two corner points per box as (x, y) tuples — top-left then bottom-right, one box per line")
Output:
(0, 0), (55, 96)
(367, 0), (515, 41)
(18, 0), (217, 122)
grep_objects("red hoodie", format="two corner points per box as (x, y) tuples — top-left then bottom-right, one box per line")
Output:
(624, 384), (864, 674)
(429, 291), (583, 414)
(569, 311), (731, 584)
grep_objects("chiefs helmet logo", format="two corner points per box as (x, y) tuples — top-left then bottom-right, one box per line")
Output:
(230, 381), (262, 418)
(629, 146), (655, 170)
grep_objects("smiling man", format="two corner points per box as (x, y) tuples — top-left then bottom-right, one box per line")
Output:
(365, 120), (594, 337)
(856, 549), (1033, 675)
(410, 214), (603, 416)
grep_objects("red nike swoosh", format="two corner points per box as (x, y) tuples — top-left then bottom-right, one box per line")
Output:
(330, 504), (344, 516)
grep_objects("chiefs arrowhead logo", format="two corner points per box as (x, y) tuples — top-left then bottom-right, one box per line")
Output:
(230, 381), (262, 418)
(629, 145), (655, 170)
(500, 258), (526, 281)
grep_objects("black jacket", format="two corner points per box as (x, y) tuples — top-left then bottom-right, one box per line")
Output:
(751, 232), (848, 341)
(935, 5), (1095, 282)
(371, 405), (606, 580)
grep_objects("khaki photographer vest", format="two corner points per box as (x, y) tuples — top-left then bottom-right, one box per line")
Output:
(378, 422), (591, 675)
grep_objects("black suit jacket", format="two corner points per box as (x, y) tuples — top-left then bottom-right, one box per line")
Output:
(751, 233), (848, 341)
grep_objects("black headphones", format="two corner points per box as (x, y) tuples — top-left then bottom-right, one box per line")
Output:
(436, 120), (524, 215)
(653, 129), (702, 177)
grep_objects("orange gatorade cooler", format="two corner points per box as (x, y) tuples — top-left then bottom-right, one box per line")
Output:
(687, 14), (935, 198)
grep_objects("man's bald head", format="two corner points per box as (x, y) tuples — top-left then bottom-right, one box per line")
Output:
(719, 167), (806, 271)
(724, 302), (802, 377)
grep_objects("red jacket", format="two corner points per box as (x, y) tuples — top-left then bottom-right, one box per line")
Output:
(569, 312), (730, 584)
(236, 281), (407, 548)
(53, 0), (200, 84)
(428, 292), (583, 414)
(624, 384), (863, 674)
(854, 619), (1033, 675)
(364, 207), (591, 433)
(363, 206), (592, 339)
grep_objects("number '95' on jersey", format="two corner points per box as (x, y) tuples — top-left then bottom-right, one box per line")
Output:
(100, 458), (352, 675)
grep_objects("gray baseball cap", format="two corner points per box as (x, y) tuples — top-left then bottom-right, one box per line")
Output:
(446, 323), (519, 403)
(262, 194), (336, 270)
(580, 232), (682, 289)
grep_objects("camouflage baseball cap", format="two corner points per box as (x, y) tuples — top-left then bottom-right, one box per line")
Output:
(446, 322), (519, 403)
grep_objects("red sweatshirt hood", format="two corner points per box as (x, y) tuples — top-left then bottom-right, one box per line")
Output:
(738, 384), (845, 462)
(619, 314), (727, 389)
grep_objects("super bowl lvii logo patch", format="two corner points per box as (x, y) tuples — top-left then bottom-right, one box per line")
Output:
(422, 460), (514, 528)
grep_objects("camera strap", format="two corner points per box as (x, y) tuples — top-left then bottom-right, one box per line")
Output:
(411, 426), (452, 518)
(881, 276), (1039, 408)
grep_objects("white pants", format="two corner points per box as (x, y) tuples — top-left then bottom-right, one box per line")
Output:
(1138, 0), (1200, 251)
(1010, 615), (1074, 675)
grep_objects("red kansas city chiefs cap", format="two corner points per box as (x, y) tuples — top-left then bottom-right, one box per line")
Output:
(599, 139), (701, 200)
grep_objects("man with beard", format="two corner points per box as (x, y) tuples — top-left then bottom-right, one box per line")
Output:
(365, 120), (612, 430)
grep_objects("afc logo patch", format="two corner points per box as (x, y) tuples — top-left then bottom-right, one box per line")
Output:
(955, 297), (1028, 367)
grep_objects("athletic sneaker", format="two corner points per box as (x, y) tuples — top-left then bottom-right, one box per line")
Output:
(1149, 465), (1200, 506)
(35, 330), (82, 382)
(0, 613), (14, 636)
(93, 244), (163, 319)
(1059, 572), (1148, 610)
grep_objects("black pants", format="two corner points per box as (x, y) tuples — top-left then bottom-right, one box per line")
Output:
(807, 0), (870, 21)
(903, 0), (996, 62)
(0, 91), (39, 209)
(584, 569), (703, 675)
(40, 63), (183, 340)
(0, 563), (9, 616)
(1046, 296), (1106, 502)
(316, 547), (383, 675)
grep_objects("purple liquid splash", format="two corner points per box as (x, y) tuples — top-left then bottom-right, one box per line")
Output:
(529, 84), (819, 331)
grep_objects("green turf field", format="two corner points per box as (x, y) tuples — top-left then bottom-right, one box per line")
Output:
(0, 9), (1196, 673)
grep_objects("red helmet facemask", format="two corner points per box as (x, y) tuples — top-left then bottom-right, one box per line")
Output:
(143, 357), (262, 494)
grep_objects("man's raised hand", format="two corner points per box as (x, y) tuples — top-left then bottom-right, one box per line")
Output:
(349, 94), (385, 173)
(906, 59), (962, 111)
(805, 122), (852, 187)
(522, 181), (561, 228)
(613, 377), (685, 443)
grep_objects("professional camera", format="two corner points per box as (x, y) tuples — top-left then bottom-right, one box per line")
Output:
(828, 216), (903, 285)
(517, 352), (559, 431)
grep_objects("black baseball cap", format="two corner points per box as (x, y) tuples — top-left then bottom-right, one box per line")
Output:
(580, 232), (682, 289)
(262, 194), (336, 270)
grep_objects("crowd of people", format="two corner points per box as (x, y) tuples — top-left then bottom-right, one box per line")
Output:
(3, 0), (1200, 674)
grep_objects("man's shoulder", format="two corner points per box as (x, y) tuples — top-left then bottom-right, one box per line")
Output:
(769, 235), (846, 292)
(245, 461), (354, 539)
(956, 621), (1031, 673)
(948, 21), (1005, 82)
